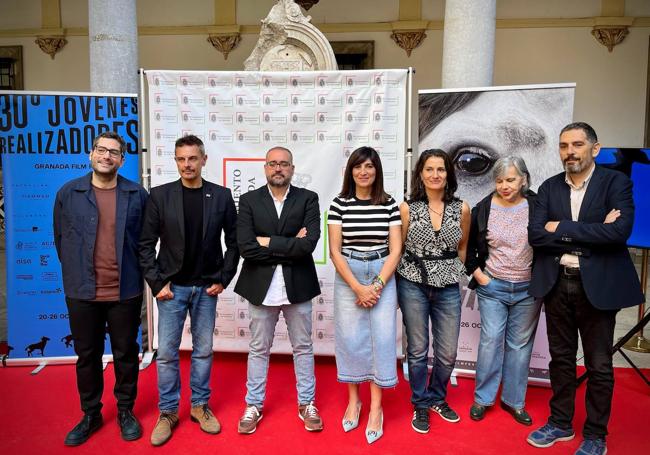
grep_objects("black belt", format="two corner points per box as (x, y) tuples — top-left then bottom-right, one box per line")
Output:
(560, 265), (581, 280)
(403, 249), (458, 281)
(341, 249), (389, 260)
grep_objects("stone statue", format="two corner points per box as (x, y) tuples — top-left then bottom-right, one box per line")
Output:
(244, 0), (337, 71)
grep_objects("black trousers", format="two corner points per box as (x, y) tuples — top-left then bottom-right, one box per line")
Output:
(66, 295), (142, 415)
(544, 273), (617, 439)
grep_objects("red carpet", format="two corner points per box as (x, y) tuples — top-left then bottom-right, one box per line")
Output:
(0, 352), (647, 454)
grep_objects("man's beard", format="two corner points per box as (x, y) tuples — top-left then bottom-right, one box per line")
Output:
(564, 160), (585, 174)
(92, 164), (118, 177)
(268, 174), (290, 187)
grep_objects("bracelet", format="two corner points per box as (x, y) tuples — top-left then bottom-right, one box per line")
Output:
(376, 274), (385, 286)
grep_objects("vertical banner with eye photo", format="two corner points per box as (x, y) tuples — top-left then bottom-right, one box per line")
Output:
(418, 83), (576, 383)
(146, 69), (408, 356)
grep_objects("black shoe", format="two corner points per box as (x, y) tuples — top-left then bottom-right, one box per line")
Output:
(430, 401), (460, 423)
(64, 413), (103, 446)
(118, 409), (143, 441)
(411, 407), (430, 434)
(470, 403), (487, 421)
(500, 401), (532, 426)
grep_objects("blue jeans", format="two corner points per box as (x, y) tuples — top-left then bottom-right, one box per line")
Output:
(156, 284), (217, 412)
(474, 277), (541, 409)
(245, 301), (315, 408)
(334, 252), (397, 387)
(398, 278), (461, 408)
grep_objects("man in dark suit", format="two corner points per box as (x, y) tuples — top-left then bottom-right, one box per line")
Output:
(526, 122), (643, 455)
(139, 135), (239, 446)
(234, 146), (323, 434)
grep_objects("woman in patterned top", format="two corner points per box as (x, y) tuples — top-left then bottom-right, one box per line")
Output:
(328, 146), (402, 444)
(465, 156), (541, 426)
(397, 149), (470, 434)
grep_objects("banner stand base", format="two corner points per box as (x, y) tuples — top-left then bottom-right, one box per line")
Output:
(140, 351), (155, 370)
(30, 362), (47, 375)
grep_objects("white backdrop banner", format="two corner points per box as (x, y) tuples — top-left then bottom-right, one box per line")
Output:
(146, 69), (408, 355)
(418, 83), (576, 382)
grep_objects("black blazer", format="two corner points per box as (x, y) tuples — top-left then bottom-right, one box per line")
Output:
(234, 185), (321, 306)
(528, 166), (644, 310)
(465, 190), (536, 290)
(139, 179), (239, 296)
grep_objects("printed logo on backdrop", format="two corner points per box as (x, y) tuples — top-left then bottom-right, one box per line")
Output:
(222, 158), (266, 210)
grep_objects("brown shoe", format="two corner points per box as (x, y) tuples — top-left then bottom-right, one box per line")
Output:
(190, 404), (221, 434)
(298, 402), (323, 432)
(150, 412), (179, 446)
(238, 405), (263, 434)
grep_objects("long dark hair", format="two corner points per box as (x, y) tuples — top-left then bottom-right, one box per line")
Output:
(339, 146), (389, 205)
(409, 149), (458, 204)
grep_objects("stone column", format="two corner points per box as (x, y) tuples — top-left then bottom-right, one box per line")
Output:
(441, 0), (496, 88)
(88, 0), (138, 92)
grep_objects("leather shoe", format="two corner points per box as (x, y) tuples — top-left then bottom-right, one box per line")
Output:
(118, 409), (143, 441)
(500, 401), (532, 426)
(64, 413), (103, 446)
(470, 403), (487, 421)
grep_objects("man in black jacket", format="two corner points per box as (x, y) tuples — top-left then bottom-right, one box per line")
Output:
(526, 123), (644, 455)
(139, 135), (239, 446)
(54, 131), (148, 446)
(234, 146), (323, 434)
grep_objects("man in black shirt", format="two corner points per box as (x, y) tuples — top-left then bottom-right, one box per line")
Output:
(139, 135), (239, 446)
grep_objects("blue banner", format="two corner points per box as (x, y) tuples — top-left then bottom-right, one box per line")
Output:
(0, 92), (139, 360)
(597, 148), (650, 249)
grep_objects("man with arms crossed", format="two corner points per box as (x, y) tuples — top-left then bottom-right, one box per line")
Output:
(54, 131), (148, 446)
(235, 146), (323, 434)
(139, 135), (239, 446)
(527, 122), (644, 455)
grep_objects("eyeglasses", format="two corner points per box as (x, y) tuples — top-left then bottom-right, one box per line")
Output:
(94, 146), (122, 158)
(266, 161), (292, 169)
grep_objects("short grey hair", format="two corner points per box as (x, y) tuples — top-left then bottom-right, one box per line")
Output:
(492, 155), (531, 194)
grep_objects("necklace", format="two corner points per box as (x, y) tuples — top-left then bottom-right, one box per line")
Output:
(428, 204), (443, 216)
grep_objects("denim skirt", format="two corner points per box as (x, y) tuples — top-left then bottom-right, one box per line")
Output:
(334, 249), (398, 387)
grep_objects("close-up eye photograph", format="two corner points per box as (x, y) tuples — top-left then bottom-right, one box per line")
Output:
(418, 86), (573, 207)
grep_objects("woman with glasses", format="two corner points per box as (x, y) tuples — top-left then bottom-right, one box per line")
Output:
(465, 156), (541, 426)
(327, 146), (402, 444)
(397, 149), (470, 434)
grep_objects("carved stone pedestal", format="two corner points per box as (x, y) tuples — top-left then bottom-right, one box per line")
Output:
(245, 0), (337, 71)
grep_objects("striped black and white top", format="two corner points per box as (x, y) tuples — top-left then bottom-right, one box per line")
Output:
(327, 196), (401, 252)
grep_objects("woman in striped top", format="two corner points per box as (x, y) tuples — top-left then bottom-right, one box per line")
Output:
(328, 146), (402, 444)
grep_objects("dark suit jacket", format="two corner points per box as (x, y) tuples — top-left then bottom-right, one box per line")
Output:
(139, 179), (239, 296)
(234, 184), (321, 306)
(528, 166), (644, 310)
